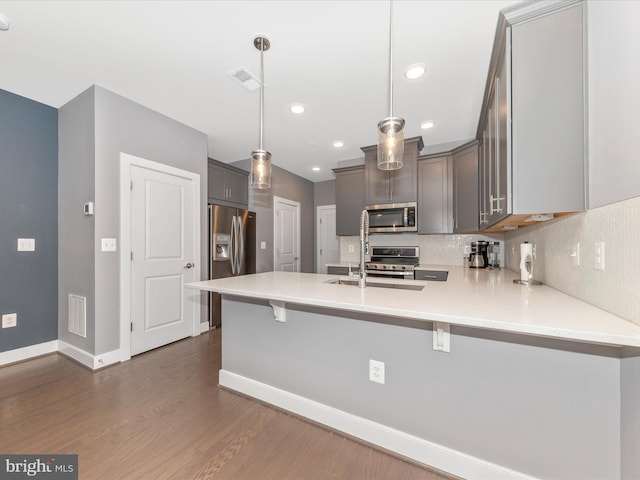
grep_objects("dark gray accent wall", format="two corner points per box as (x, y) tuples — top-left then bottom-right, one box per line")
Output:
(222, 297), (625, 478)
(231, 161), (315, 273)
(58, 87), (96, 353)
(0, 89), (58, 352)
(58, 85), (208, 356)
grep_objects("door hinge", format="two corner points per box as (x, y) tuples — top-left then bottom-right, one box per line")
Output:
(130, 180), (133, 191)
(130, 322), (133, 332)
(320, 218), (322, 224)
(130, 251), (133, 261)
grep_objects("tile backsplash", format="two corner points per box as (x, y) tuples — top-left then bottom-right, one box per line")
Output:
(338, 195), (640, 326)
(504, 195), (640, 326)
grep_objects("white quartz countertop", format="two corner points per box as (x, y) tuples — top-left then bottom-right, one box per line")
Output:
(187, 269), (640, 348)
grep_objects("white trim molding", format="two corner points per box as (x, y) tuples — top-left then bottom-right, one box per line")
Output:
(0, 340), (58, 367)
(219, 370), (537, 480)
(58, 341), (120, 370)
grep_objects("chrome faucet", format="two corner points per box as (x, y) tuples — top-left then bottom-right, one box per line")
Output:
(359, 209), (369, 288)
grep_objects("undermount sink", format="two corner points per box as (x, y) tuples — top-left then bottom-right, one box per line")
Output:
(326, 278), (425, 291)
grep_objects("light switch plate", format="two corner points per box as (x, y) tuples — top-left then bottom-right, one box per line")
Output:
(260, 241), (267, 250)
(17, 238), (35, 251)
(101, 238), (117, 252)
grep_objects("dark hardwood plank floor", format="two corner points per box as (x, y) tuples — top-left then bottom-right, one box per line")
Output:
(0, 330), (456, 479)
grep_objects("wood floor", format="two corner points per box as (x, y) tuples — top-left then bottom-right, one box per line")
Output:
(0, 330), (456, 479)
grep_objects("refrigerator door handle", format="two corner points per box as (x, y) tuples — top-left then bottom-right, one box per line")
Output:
(238, 216), (245, 273)
(230, 216), (237, 275)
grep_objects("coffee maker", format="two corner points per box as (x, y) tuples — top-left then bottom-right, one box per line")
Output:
(469, 241), (489, 268)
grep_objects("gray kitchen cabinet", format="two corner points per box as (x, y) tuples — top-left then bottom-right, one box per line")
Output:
(362, 136), (424, 206)
(452, 141), (479, 233)
(476, 1), (586, 232)
(417, 154), (452, 234)
(333, 165), (365, 236)
(208, 158), (249, 208)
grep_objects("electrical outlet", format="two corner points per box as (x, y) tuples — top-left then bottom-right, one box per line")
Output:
(594, 242), (605, 271)
(17, 238), (35, 251)
(369, 359), (385, 384)
(260, 241), (267, 250)
(348, 244), (355, 254)
(2, 313), (17, 328)
(101, 238), (117, 252)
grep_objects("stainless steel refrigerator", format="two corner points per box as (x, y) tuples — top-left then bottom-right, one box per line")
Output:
(209, 204), (256, 327)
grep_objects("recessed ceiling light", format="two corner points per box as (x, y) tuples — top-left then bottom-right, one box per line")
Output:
(0, 13), (10, 31)
(405, 64), (426, 79)
(289, 104), (305, 114)
(312, 167), (321, 172)
(332, 141), (344, 148)
(420, 121), (436, 129)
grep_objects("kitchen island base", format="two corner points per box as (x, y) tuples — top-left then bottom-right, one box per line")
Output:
(220, 295), (637, 480)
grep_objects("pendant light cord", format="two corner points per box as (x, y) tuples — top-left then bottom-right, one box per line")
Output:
(388, 0), (394, 119)
(259, 38), (265, 150)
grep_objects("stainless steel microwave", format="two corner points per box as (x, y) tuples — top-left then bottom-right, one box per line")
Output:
(365, 202), (417, 233)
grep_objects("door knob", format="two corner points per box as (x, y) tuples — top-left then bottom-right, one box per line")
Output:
(295, 257), (299, 261)
(184, 262), (195, 269)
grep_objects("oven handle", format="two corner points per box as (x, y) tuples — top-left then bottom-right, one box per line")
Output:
(365, 270), (414, 278)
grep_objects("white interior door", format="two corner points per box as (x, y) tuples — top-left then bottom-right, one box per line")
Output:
(274, 196), (300, 272)
(130, 164), (196, 356)
(316, 205), (339, 274)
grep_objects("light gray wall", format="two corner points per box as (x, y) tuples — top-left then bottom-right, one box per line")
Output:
(231, 160), (315, 273)
(314, 179), (335, 207)
(58, 87), (96, 352)
(0, 89), (58, 353)
(222, 297), (623, 479)
(588, 1), (640, 208)
(58, 85), (208, 356)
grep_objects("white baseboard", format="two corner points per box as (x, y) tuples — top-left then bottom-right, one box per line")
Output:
(219, 370), (535, 480)
(0, 340), (58, 367)
(200, 321), (210, 333)
(58, 341), (120, 370)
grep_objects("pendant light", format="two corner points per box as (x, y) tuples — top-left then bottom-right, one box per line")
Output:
(377, 0), (405, 171)
(250, 35), (272, 189)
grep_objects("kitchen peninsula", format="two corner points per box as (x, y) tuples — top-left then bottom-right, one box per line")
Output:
(187, 270), (640, 479)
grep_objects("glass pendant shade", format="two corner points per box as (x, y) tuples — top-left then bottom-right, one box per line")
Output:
(250, 149), (271, 189)
(377, 116), (405, 170)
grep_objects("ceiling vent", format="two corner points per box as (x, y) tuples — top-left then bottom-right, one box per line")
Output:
(228, 67), (261, 92)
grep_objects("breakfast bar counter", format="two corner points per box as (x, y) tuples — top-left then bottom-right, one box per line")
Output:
(186, 270), (640, 479)
(188, 268), (640, 348)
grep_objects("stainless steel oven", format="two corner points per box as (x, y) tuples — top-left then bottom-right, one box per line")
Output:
(365, 246), (419, 279)
(365, 202), (417, 233)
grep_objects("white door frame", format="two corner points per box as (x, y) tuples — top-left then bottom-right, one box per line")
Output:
(119, 153), (201, 362)
(273, 196), (301, 272)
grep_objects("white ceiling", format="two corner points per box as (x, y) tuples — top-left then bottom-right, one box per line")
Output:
(0, 0), (519, 182)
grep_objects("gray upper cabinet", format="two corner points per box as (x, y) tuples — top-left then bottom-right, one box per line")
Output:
(207, 158), (249, 208)
(362, 136), (424, 206)
(477, 1), (586, 232)
(452, 141), (479, 233)
(417, 154), (453, 234)
(333, 165), (365, 236)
